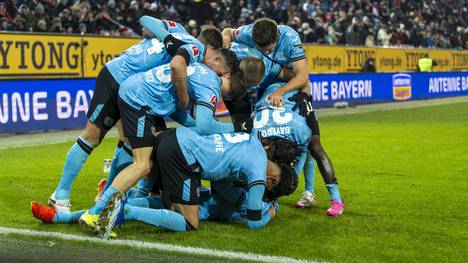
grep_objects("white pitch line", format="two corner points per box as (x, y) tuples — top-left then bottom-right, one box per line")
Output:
(0, 226), (320, 263)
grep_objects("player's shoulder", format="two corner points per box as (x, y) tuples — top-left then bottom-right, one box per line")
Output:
(279, 25), (301, 43)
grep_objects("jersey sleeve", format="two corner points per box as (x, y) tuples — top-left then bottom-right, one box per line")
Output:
(179, 43), (203, 63)
(287, 28), (306, 62)
(242, 155), (267, 229)
(233, 24), (256, 48)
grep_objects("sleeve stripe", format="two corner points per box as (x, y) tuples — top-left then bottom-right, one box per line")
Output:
(248, 180), (265, 189)
(247, 209), (262, 221)
(196, 102), (215, 113)
(289, 56), (306, 62)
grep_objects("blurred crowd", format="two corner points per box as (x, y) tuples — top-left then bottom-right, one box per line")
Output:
(0, 0), (467, 49)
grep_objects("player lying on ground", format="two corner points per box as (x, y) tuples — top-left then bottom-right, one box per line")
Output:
(48, 18), (228, 212)
(253, 82), (344, 216)
(95, 128), (298, 238)
(31, 186), (279, 232)
(78, 58), (246, 230)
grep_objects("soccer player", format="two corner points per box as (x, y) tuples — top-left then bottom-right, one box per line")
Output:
(224, 18), (343, 215)
(48, 20), (229, 212)
(97, 127), (298, 238)
(79, 59), (247, 230)
(222, 18), (308, 107)
(253, 82), (344, 216)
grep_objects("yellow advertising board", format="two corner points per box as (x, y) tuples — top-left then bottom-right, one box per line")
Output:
(304, 45), (468, 73)
(0, 32), (138, 79)
(0, 32), (467, 79)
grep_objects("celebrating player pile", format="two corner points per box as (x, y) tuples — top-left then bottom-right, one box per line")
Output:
(32, 16), (344, 239)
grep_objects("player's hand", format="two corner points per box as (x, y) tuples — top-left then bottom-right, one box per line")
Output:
(266, 90), (284, 107)
(234, 119), (253, 133)
(288, 91), (313, 117)
(268, 203), (276, 218)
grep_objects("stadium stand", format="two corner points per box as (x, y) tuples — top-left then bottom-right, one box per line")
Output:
(0, 0), (467, 49)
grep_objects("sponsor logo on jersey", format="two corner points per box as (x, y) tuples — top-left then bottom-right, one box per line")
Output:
(210, 95), (217, 106)
(166, 20), (177, 28)
(392, 73), (412, 100)
(191, 45), (200, 57)
(234, 29), (240, 36)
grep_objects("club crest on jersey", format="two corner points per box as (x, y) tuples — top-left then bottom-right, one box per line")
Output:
(210, 95), (217, 106)
(191, 46), (200, 57)
(166, 20), (177, 28)
(234, 29), (240, 36)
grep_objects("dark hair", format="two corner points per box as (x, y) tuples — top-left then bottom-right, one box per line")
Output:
(264, 137), (301, 166)
(199, 27), (223, 49)
(252, 18), (279, 47)
(240, 57), (265, 87)
(219, 48), (241, 74)
(228, 71), (247, 99)
(264, 163), (298, 201)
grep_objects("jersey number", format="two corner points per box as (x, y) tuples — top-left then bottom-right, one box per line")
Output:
(146, 39), (164, 55)
(223, 133), (250, 143)
(253, 108), (293, 129)
(152, 64), (196, 83)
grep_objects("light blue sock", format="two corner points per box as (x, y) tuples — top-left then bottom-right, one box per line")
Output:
(55, 136), (94, 199)
(53, 210), (86, 223)
(139, 16), (170, 41)
(303, 153), (316, 193)
(89, 186), (118, 215)
(133, 177), (153, 198)
(127, 197), (164, 209)
(125, 205), (187, 232)
(104, 143), (133, 192)
(325, 184), (342, 202)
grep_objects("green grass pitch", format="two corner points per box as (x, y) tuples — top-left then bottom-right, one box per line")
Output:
(0, 101), (467, 262)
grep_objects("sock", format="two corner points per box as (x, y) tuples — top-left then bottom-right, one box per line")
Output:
(55, 136), (94, 199)
(303, 153), (316, 193)
(104, 143), (133, 192)
(125, 205), (187, 232)
(127, 197), (164, 209)
(53, 210), (86, 223)
(89, 186), (118, 215)
(135, 176), (153, 198)
(326, 184), (342, 202)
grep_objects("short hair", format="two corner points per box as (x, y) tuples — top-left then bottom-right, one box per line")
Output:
(264, 163), (298, 200)
(199, 27), (223, 49)
(264, 137), (301, 166)
(219, 48), (241, 75)
(240, 57), (265, 87)
(252, 18), (279, 47)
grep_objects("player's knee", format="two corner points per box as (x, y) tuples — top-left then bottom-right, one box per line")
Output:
(308, 139), (324, 158)
(82, 122), (105, 146)
(133, 161), (151, 177)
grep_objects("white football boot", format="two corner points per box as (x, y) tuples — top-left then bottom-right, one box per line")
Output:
(296, 191), (317, 208)
(48, 192), (71, 213)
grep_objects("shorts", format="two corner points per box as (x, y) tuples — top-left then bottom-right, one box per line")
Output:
(223, 94), (254, 124)
(152, 129), (201, 205)
(118, 97), (167, 149)
(87, 66), (120, 130)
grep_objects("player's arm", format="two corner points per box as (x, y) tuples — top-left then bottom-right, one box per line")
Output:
(140, 15), (191, 109)
(245, 182), (271, 229)
(266, 58), (309, 107)
(169, 109), (195, 127)
(192, 104), (235, 135)
(222, 28), (236, 48)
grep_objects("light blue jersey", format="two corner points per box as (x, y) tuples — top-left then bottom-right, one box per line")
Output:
(106, 20), (205, 84)
(234, 24), (306, 68)
(176, 128), (268, 228)
(252, 82), (311, 153)
(230, 42), (282, 85)
(119, 62), (220, 117)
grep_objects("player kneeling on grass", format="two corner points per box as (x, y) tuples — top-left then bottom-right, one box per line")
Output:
(97, 128), (297, 238)
(253, 82), (345, 216)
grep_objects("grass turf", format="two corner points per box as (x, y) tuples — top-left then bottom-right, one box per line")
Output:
(0, 102), (467, 262)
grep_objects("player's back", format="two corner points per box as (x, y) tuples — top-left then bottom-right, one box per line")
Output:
(119, 62), (220, 117)
(176, 128), (267, 183)
(106, 21), (204, 84)
(253, 82), (311, 150)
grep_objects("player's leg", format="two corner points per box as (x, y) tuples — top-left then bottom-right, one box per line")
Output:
(50, 66), (120, 211)
(308, 134), (344, 217)
(295, 151), (317, 208)
(31, 201), (85, 224)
